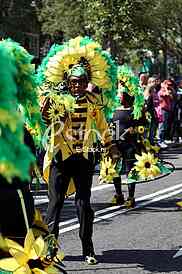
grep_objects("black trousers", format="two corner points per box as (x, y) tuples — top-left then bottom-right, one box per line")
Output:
(45, 153), (95, 255)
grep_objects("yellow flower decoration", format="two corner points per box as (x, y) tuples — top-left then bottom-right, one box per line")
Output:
(0, 229), (45, 274)
(0, 230), (64, 274)
(47, 102), (65, 121)
(133, 152), (160, 179)
(137, 126), (145, 134)
(47, 93), (77, 121)
(99, 157), (118, 183)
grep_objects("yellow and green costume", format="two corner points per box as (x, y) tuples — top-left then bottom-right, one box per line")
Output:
(0, 40), (63, 274)
(36, 37), (119, 259)
(42, 92), (113, 195)
(37, 36), (118, 195)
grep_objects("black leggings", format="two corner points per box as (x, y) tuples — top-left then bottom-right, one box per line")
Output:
(113, 141), (137, 198)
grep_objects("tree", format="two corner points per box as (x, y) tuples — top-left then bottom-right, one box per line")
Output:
(83, 0), (155, 55)
(38, 0), (154, 56)
(38, 0), (182, 75)
(38, 0), (86, 39)
(137, 0), (182, 77)
(0, 0), (39, 41)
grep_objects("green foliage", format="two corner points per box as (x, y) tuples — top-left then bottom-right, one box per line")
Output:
(1, 0), (38, 40)
(38, 0), (182, 63)
(38, 0), (154, 54)
(38, 0), (86, 39)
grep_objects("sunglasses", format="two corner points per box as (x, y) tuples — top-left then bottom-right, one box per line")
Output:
(69, 78), (87, 85)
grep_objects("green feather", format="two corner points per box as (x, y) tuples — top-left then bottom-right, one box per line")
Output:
(37, 36), (118, 120)
(0, 39), (44, 182)
(117, 65), (144, 119)
(36, 43), (66, 86)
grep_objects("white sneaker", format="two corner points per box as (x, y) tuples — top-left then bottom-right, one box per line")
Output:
(85, 255), (98, 265)
(159, 142), (168, 148)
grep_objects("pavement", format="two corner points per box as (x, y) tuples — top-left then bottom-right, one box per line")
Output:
(33, 143), (182, 273)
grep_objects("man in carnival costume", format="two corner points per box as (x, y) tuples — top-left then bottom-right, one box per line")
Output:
(38, 36), (119, 264)
(0, 39), (65, 274)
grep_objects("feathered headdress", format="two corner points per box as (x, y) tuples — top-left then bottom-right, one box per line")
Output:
(37, 36), (118, 119)
(0, 39), (43, 182)
(117, 64), (144, 119)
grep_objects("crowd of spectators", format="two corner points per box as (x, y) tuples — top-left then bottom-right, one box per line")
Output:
(141, 74), (182, 148)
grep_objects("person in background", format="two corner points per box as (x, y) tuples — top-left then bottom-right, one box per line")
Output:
(139, 73), (149, 90)
(155, 75), (161, 92)
(166, 79), (177, 142)
(144, 76), (159, 145)
(157, 80), (175, 148)
(112, 87), (146, 208)
(177, 79), (182, 94)
(172, 80), (182, 143)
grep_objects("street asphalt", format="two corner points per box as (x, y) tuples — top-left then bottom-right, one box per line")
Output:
(34, 143), (182, 273)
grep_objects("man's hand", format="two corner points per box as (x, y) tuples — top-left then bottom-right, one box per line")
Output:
(128, 127), (134, 134)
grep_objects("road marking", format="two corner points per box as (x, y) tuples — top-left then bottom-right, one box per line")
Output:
(34, 180), (182, 206)
(34, 182), (113, 205)
(58, 205), (122, 228)
(91, 183), (113, 191)
(59, 185), (182, 234)
(136, 182), (182, 201)
(34, 199), (48, 205)
(34, 199), (72, 206)
(57, 181), (182, 227)
(134, 187), (182, 209)
(34, 196), (48, 200)
(34, 180), (182, 228)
